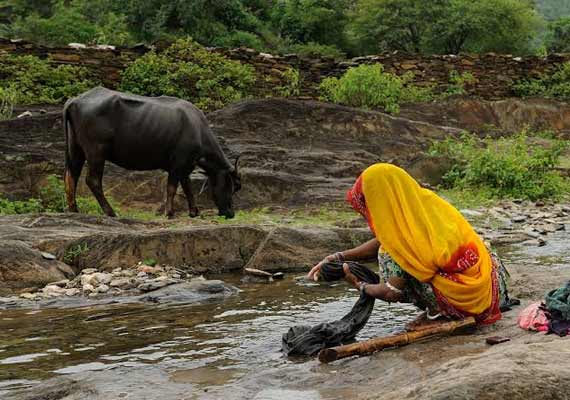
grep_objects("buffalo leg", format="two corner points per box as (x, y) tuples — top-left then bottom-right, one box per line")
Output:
(64, 151), (85, 213)
(165, 173), (179, 219)
(180, 175), (199, 218)
(85, 160), (116, 217)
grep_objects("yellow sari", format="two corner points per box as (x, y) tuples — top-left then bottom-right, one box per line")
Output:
(346, 163), (501, 324)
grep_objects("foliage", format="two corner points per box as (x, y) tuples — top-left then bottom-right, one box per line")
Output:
(0, 198), (43, 215)
(213, 30), (266, 51)
(545, 17), (570, 52)
(270, 0), (351, 50)
(347, 0), (543, 55)
(429, 131), (570, 200)
(275, 67), (301, 97)
(535, 0), (570, 21)
(319, 64), (433, 114)
(120, 38), (256, 111)
(0, 87), (16, 120)
(286, 42), (345, 59)
(0, 54), (98, 105)
(512, 62), (570, 100)
(63, 242), (89, 264)
(445, 71), (477, 96)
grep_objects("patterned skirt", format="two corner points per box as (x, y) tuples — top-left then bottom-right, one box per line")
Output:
(378, 251), (510, 318)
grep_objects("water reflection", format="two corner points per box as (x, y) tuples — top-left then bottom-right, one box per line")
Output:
(0, 275), (418, 395)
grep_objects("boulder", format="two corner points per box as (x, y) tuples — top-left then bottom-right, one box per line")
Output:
(0, 240), (74, 292)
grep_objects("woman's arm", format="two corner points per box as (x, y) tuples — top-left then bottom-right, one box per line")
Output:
(342, 263), (406, 302)
(308, 238), (379, 281)
(340, 238), (380, 262)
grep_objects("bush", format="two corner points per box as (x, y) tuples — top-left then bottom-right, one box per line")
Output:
(275, 67), (301, 97)
(430, 132), (570, 201)
(445, 71), (477, 96)
(512, 62), (570, 100)
(319, 64), (433, 114)
(120, 38), (256, 111)
(0, 87), (16, 120)
(287, 42), (345, 59)
(0, 55), (98, 105)
(213, 31), (266, 51)
(0, 175), (116, 215)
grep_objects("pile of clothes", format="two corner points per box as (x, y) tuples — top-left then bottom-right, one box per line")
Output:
(518, 281), (570, 336)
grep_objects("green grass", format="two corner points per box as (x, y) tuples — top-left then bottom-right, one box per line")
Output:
(436, 187), (498, 210)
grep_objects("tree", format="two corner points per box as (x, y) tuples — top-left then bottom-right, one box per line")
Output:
(545, 17), (570, 52)
(270, 0), (351, 49)
(348, 0), (544, 55)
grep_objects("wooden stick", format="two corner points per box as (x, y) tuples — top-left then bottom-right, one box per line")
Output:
(318, 317), (476, 363)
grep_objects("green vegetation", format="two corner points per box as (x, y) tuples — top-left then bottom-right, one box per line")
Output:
(63, 242), (89, 264)
(119, 38), (256, 111)
(0, 174), (155, 220)
(445, 71), (477, 96)
(513, 62), (570, 100)
(0, 0), (560, 57)
(209, 206), (358, 227)
(430, 131), (570, 201)
(275, 67), (301, 98)
(319, 64), (433, 114)
(0, 54), (98, 105)
(0, 87), (16, 120)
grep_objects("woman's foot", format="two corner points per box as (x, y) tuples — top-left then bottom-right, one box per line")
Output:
(405, 312), (447, 332)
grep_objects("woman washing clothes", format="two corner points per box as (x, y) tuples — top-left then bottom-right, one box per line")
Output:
(308, 163), (510, 326)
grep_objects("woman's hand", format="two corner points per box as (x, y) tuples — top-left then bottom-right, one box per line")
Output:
(308, 254), (338, 281)
(342, 263), (360, 289)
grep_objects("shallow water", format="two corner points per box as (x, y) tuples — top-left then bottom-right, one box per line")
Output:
(1, 230), (569, 400)
(0, 274), (418, 398)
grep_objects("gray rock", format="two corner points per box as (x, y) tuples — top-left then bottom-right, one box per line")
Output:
(137, 278), (176, 292)
(512, 215), (527, 223)
(82, 284), (95, 293)
(65, 288), (80, 296)
(96, 284), (110, 294)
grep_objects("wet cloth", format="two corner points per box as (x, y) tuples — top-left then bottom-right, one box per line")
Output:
(545, 281), (570, 336)
(517, 302), (549, 332)
(282, 262), (379, 357)
(346, 163), (501, 324)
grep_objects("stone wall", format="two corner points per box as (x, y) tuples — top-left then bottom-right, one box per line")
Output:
(1, 37), (570, 99)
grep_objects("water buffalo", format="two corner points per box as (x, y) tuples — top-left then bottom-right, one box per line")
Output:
(63, 87), (240, 218)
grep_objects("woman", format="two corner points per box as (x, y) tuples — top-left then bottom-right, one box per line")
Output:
(308, 163), (509, 325)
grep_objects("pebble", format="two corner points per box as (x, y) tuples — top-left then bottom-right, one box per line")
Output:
(82, 268), (98, 275)
(65, 288), (80, 296)
(96, 284), (110, 294)
(19, 293), (37, 300)
(82, 284), (95, 293)
(110, 278), (131, 288)
(40, 252), (57, 260)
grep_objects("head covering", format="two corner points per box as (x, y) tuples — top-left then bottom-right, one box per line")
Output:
(346, 163), (501, 324)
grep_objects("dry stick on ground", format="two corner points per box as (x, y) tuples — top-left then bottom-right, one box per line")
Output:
(318, 317), (477, 363)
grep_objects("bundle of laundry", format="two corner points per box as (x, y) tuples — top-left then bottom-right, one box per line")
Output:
(518, 281), (570, 336)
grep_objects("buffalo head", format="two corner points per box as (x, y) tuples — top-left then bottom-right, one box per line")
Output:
(209, 157), (241, 219)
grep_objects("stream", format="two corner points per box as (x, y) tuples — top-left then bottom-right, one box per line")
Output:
(1, 231), (569, 400)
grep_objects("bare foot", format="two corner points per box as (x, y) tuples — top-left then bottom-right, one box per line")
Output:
(405, 312), (447, 332)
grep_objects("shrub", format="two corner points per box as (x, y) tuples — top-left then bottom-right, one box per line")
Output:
(287, 42), (345, 59)
(0, 198), (43, 215)
(512, 62), (570, 100)
(0, 55), (98, 105)
(213, 31), (266, 51)
(429, 131), (570, 201)
(319, 64), (433, 114)
(0, 87), (16, 120)
(120, 38), (256, 111)
(445, 71), (477, 96)
(275, 67), (301, 97)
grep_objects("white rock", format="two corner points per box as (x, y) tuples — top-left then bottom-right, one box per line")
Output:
(82, 268), (97, 275)
(68, 42), (87, 49)
(110, 278), (131, 288)
(51, 279), (70, 288)
(19, 292), (37, 300)
(17, 111), (33, 119)
(81, 272), (112, 286)
(65, 288), (80, 296)
(82, 284), (95, 293)
(97, 284), (110, 294)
